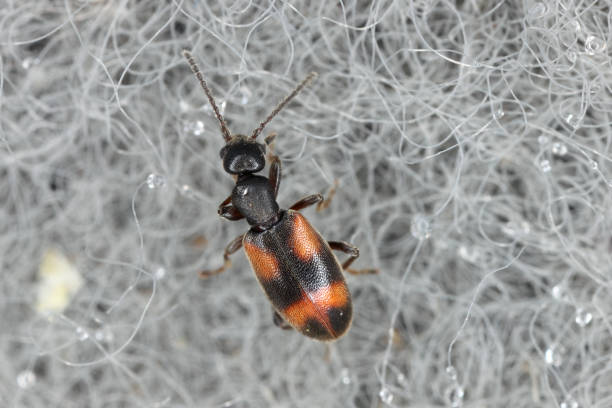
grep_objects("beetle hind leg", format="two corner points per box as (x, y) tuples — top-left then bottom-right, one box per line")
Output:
(328, 241), (378, 275)
(199, 233), (245, 278)
(273, 310), (293, 330)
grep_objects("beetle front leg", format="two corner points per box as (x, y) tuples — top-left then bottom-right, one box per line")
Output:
(217, 194), (244, 221)
(328, 241), (378, 275)
(199, 233), (245, 278)
(268, 156), (281, 198)
(265, 133), (281, 197)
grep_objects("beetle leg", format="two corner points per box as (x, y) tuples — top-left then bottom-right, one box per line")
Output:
(289, 194), (323, 211)
(217, 194), (244, 221)
(264, 132), (277, 153)
(316, 179), (339, 211)
(328, 241), (378, 275)
(268, 156), (281, 198)
(273, 310), (293, 330)
(199, 233), (245, 278)
(288, 181), (338, 212)
(264, 133), (282, 197)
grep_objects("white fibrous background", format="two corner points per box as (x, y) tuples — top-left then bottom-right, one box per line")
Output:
(2, 1), (611, 407)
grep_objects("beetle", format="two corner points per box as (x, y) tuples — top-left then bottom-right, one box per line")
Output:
(183, 50), (376, 341)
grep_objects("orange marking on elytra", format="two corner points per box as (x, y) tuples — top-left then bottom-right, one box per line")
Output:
(283, 297), (319, 328)
(244, 241), (280, 281)
(291, 213), (321, 261)
(283, 282), (349, 337)
(309, 281), (349, 309)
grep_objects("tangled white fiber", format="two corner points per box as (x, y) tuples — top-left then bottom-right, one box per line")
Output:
(2, 0), (612, 407)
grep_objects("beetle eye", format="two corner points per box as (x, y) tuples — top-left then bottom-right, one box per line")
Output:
(219, 146), (228, 159)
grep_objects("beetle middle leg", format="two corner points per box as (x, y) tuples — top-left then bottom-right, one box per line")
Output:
(273, 310), (293, 330)
(199, 233), (245, 278)
(288, 181), (338, 212)
(316, 179), (338, 211)
(328, 241), (378, 275)
(289, 194), (323, 211)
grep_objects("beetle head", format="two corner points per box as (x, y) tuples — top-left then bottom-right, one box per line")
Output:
(219, 135), (266, 175)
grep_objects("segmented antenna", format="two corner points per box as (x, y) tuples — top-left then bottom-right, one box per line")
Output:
(182, 50), (232, 142)
(250, 72), (318, 140)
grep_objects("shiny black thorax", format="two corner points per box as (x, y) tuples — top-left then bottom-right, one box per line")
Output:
(232, 174), (279, 229)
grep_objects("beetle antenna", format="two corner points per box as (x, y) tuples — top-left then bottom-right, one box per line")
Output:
(183, 50), (232, 143)
(250, 72), (318, 140)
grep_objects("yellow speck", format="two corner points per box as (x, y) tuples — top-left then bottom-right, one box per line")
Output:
(35, 249), (83, 314)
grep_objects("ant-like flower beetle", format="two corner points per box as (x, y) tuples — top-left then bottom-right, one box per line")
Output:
(183, 51), (376, 341)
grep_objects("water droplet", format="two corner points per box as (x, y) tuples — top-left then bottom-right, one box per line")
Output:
(520, 221), (531, 234)
(94, 330), (105, 341)
(75, 326), (89, 341)
(445, 365), (458, 381)
(539, 159), (551, 173)
(379, 387), (394, 405)
(551, 284), (568, 300)
(544, 346), (562, 367)
(179, 100), (191, 112)
(240, 86), (252, 105)
(340, 368), (351, 385)
(396, 372), (407, 386)
(411, 214), (431, 240)
(184, 120), (205, 136)
(552, 142), (568, 156)
(180, 184), (194, 198)
(501, 221), (530, 237)
(94, 327), (114, 344)
(590, 83), (601, 96)
(566, 52), (577, 63)
(22, 57), (39, 70)
(590, 160), (598, 170)
(146, 173), (166, 189)
(575, 308), (593, 327)
(560, 395), (579, 408)
(538, 135), (549, 145)
(16, 370), (36, 389)
(494, 105), (504, 119)
(585, 36), (606, 55)
(458, 246), (479, 263)
(529, 3), (547, 19)
(219, 100), (227, 115)
(444, 384), (465, 407)
(565, 114), (580, 129)
(502, 222), (517, 236)
(154, 267), (166, 280)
